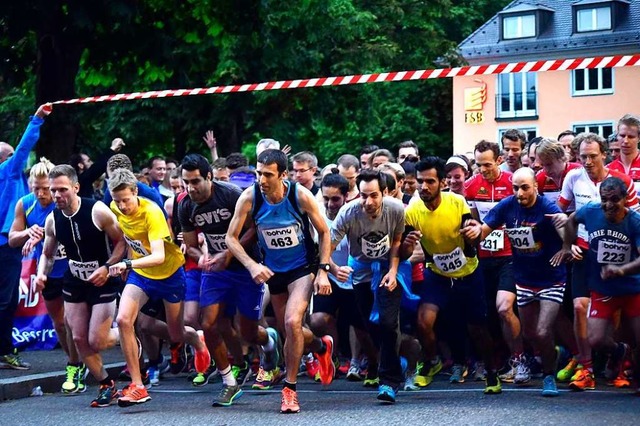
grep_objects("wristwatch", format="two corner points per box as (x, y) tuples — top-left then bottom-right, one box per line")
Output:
(123, 259), (133, 270)
(318, 263), (330, 272)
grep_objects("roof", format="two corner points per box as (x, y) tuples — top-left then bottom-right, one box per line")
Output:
(458, 0), (640, 65)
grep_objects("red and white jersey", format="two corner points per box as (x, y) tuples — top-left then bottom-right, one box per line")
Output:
(464, 171), (513, 258)
(608, 153), (640, 192)
(536, 162), (582, 209)
(558, 167), (639, 248)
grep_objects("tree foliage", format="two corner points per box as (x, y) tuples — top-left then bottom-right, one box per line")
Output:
(0, 0), (509, 167)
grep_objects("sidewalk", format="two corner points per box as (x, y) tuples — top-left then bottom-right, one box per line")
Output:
(0, 346), (125, 401)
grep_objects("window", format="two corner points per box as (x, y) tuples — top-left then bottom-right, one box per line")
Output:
(572, 68), (613, 96)
(503, 14), (536, 39)
(576, 6), (611, 32)
(496, 72), (537, 119)
(573, 122), (614, 139)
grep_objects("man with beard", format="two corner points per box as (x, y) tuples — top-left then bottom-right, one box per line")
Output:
(479, 167), (567, 396)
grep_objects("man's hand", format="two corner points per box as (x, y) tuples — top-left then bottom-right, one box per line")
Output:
(248, 263), (274, 285)
(460, 219), (481, 242)
(35, 273), (47, 292)
(550, 248), (571, 267)
(203, 130), (217, 149)
(601, 264), (624, 280)
(281, 144), (292, 156)
(198, 251), (231, 272)
(569, 244), (583, 261)
(88, 266), (110, 287)
(109, 262), (127, 278)
(545, 213), (568, 229)
(335, 266), (353, 283)
(314, 272), (332, 296)
(35, 103), (53, 119)
(380, 271), (398, 291)
(110, 138), (125, 152)
(28, 224), (45, 241)
(402, 230), (422, 250)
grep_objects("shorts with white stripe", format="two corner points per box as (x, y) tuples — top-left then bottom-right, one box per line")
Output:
(516, 283), (565, 307)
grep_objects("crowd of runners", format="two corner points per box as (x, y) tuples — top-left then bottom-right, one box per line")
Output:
(0, 103), (639, 413)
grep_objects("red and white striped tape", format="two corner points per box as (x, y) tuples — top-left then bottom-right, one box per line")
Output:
(54, 54), (640, 105)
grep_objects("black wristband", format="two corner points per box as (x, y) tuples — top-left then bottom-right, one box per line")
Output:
(123, 259), (133, 270)
(103, 262), (112, 269)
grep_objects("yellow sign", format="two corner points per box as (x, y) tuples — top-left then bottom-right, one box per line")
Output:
(464, 82), (487, 111)
(465, 112), (484, 124)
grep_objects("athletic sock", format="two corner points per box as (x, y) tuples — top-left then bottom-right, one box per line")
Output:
(283, 380), (297, 391)
(220, 365), (237, 386)
(99, 377), (113, 386)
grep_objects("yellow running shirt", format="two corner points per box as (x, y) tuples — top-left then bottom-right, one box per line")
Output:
(404, 192), (478, 278)
(111, 197), (185, 279)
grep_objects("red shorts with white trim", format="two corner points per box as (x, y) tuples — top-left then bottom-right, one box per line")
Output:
(588, 291), (640, 320)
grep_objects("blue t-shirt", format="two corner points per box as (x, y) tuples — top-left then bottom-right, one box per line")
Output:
(575, 202), (640, 296)
(484, 195), (566, 287)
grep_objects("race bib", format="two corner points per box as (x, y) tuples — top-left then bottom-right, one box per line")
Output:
(481, 229), (504, 252)
(596, 240), (631, 265)
(362, 235), (390, 259)
(68, 260), (99, 281)
(54, 244), (67, 261)
(124, 236), (149, 256)
(262, 226), (300, 250)
(474, 201), (498, 222)
(204, 233), (227, 253)
(505, 227), (535, 249)
(433, 247), (467, 273)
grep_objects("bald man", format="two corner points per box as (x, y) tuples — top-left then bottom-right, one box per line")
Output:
(478, 167), (567, 397)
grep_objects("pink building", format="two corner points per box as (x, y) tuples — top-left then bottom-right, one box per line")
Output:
(453, 0), (640, 154)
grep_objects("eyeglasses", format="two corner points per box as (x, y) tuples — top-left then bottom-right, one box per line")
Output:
(292, 167), (312, 174)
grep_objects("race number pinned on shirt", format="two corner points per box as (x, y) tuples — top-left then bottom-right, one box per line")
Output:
(204, 233), (227, 253)
(262, 226), (300, 250)
(596, 240), (631, 265)
(433, 247), (467, 273)
(362, 235), (390, 259)
(481, 230), (504, 252)
(505, 227), (535, 250)
(124, 236), (149, 256)
(54, 244), (67, 261)
(68, 260), (99, 281)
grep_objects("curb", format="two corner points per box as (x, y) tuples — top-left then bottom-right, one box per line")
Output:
(0, 362), (125, 401)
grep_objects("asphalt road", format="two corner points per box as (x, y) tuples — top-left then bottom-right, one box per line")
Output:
(3, 373), (639, 426)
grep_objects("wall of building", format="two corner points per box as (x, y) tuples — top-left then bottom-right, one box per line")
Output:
(452, 66), (640, 155)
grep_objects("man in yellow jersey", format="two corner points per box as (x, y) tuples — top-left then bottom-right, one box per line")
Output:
(107, 169), (210, 407)
(400, 156), (501, 394)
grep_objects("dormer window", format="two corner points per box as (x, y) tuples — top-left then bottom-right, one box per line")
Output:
(502, 14), (536, 39)
(576, 6), (612, 32)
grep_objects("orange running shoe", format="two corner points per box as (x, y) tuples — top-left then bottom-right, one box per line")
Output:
(569, 369), (595, 391)
(280, 387), (300, 414)
(117, 383), (151, 407)
(315, 335), (335, 386)
(194, 330), (211, 374)
(609, 373), (631, 388)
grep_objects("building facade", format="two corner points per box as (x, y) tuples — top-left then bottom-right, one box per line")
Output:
(453, 0), (640, 154)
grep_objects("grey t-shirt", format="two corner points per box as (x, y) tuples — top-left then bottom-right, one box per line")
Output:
(331, 196), (405, 285)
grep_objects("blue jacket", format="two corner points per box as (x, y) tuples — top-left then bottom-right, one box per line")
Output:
(0, 116), (44, 246)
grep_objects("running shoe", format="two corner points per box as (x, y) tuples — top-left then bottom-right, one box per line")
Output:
(484, 371), (502, 394)
(377, 384), (396, 404)
(91, 380), (117, 408)
(404, 371), (420, 391)
(608, 373), (631, 388)
(262, 327), (281, 371)
(542, 375), (559, 397)
(170, 343), (188, 374)
(62, 364), (80, 394)
(0, 349), (30, 370)
(346, 361), (363, 381)
(425, 358), (443, 377)
(473, 362), (487, 381)
(557, 357), (579, 382)
(76, 363), (88, 393)
(232, 361), (251, 386)
(194, 330), (211, 374)
(315, 335), (335, 385)
(337, 359), (350, 376)
(450, 364), (466, 384)
(281, 387), (300, 414)
(148, 366), (160, 387)
(252, 366), (282, 390)
(515, 355), (531, 384)
(118, 384), (151, 407)
(304, 355), (319, 379)
(363, 368), (380, 388)
(192, 362), (219, 387)
(212, 384), (243, 406)
(569, 369), (595, 391)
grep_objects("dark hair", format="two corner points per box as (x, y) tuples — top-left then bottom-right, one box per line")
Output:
(337, 154), (360, 171)
(557, 130), (576, 140)
(211, 158), (226, 169)
(257, 149), (287, 174)
(360, 145), (380, 156)
(600, 176), (627, 198)
(147, 155), (165, 169)
(401, 159), (417, 177)
(356, 169), (387, 192)
(107, 154), (133, 173)
(575, 132), (607, 154)
(49, 164), (78, 184)
(321, 173), (349, 196)
(181, 153), (212, 179)
(474, 140), (501, 161)
(502, 129), (527, 149)
(225, 152), (249, 170)
(68, 153), (88, 174)
(381, 171), (396, 192)
(416, 156), (446, 180)
(165, 157), (179, 167)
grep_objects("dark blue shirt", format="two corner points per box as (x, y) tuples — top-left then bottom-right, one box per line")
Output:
(484, 195), (566, 288)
